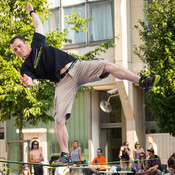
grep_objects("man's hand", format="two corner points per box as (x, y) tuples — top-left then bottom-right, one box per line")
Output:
(20, 74), (33, 88)
(25, 2), (33, 13)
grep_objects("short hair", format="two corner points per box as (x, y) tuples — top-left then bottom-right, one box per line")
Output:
(147, 135), (153, 140)
(31, 140), (39, 150)
(97, 148), (103, 153)
(10, 36), (26, 45)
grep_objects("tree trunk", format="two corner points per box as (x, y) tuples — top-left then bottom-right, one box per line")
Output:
(18, 109), (23, 169)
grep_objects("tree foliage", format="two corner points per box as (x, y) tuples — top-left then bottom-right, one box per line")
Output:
(135, 0), (175, 136)
(0, 0), (116, 134)
(0, 1), (55, 127)
(65, 8), (92, 33)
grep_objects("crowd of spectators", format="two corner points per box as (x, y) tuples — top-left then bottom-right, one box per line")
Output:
(118, 135), (175, 175)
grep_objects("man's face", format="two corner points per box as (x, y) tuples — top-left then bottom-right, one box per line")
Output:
(96, 150), (102, 157)
(147, 136), (152, 143)
(10, 38), (30, 59)
(148, 151), (154, 158)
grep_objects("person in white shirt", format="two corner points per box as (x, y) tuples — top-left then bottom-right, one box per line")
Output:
(147, 135), (158, 155)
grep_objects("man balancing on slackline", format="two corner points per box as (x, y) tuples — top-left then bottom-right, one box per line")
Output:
(10, 3), (160, 165)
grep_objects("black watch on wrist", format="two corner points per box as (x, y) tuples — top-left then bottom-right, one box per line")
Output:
(30, 10), (35, 16)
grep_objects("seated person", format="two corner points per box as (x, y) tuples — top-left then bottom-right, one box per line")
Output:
(83, 148), (107, 175)
(137, 152), (146, 174)
(120, 152), (136, 175)
(146, 148), (162, 175)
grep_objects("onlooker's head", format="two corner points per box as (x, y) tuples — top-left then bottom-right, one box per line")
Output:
(123, 141), (129, 148)
(135, 141), (141, 149)
(147, 135), (153, 144)
(96, 148), (103, 157)
(22, 165), (31, 175)
(31, 140), (39, 150)
(167, 153), (175, 169)
(121, 152), (129, 161)
(139, 152), (146, 160)
(72, 140), (79, 149)
(147, 148), (155, 158)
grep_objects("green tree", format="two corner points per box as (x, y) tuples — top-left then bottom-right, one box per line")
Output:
(0, 0), (55, 164)
(135, 0), (175, 136)
(0, 0), (116, 164)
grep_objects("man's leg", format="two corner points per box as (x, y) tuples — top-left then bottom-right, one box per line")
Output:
(55, 117), (68, 153)
(54, 117), (73, 165)
(103, 62), (160, 93)
(103, 62), (140, 83)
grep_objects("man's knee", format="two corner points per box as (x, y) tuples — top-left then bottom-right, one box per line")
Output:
(103, 61), (119, 73)
(55, 117), (66, 129)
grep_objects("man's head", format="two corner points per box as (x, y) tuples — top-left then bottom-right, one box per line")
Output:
(96, 148), (103, 158)
(10, 36), (31, 59)
(147, 135), (153, 144)
(147, 148), (155, 158)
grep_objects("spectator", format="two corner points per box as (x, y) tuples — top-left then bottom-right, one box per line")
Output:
(30, 140), (44, 175)
(83, 148), (106, 175)
(167, 153), (175, 169)
(22, 165), (31, 175)
(147, 135), (158, 155)
(69, 140), (82, 175)
(119, 141), (131, 159)
(120, 152), (136, 175)
(137, 152), (146, 174)
(146, 148), (162, 175)
(133, 141), (145, 170)
(165, 166), (175, 175)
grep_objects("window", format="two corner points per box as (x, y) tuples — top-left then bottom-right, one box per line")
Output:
(45, 0), (114, 45)
(64, 5), (86, 44)
(89, 1), (114, 41)
(44, 8), (60, 32)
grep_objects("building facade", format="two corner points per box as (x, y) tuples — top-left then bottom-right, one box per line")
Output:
(0, 0), (174, 173)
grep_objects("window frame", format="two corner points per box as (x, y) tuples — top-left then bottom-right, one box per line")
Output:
(45, 0), (114, 49)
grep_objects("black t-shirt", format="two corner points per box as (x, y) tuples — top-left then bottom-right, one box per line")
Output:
(20, 32), (76, 82)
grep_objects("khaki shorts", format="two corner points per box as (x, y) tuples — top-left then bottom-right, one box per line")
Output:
(53, 59), (108, 123)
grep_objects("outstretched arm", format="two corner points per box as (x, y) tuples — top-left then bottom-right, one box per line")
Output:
(25, 3), (45, 36)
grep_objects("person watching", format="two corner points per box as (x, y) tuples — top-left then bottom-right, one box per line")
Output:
(147, 135), (158, 155)
(83, 148), (107, 175)
(30, 140), (44, 175)
(119, 141), (131, 159)
(137, 152), (146, 174)
(146, 148), (162, 175)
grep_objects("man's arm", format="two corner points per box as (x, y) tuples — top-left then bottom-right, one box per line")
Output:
(25, 3), (45, 36)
